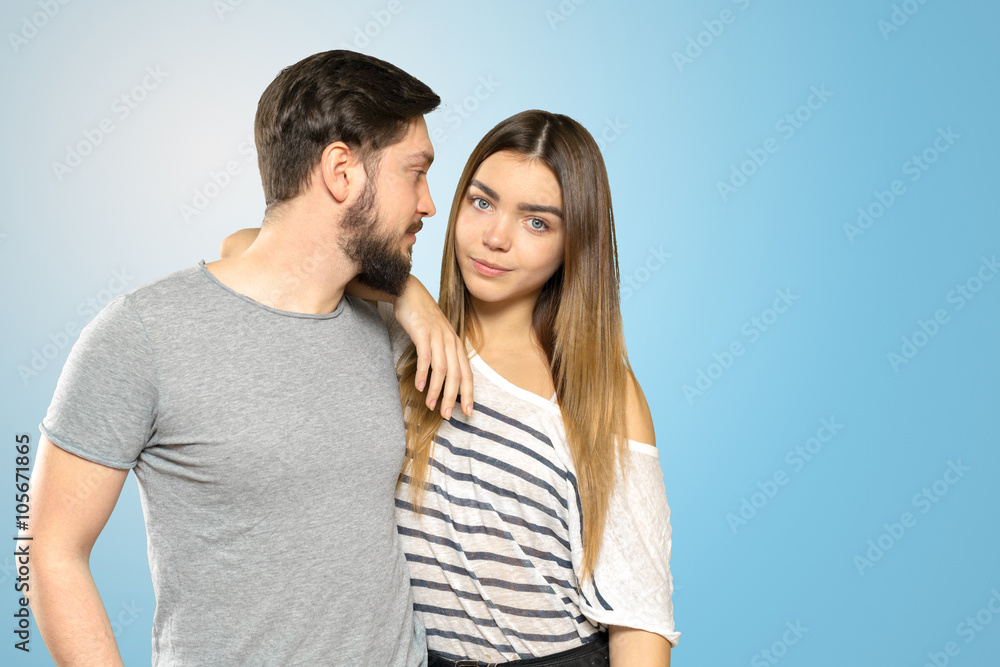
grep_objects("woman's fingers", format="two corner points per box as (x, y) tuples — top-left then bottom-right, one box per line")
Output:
(424, 331), (446, 412)
(438, 341), (462, 420)
(415, 328), (474, 419)
(413, 329), (430, 393)
(394, 288), (474, 417)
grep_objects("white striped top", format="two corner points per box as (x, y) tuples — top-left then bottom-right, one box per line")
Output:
(379, 304), (679, 662)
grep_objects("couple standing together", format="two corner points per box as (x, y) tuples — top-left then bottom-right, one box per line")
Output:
(29, 50), (679, 666)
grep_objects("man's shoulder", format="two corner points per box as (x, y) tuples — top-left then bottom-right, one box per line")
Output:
(77, 264), (204, 331)
(342, 295), (392, 340)
(126, 263), (205, 296)
(123, 263), (215, 313)
(343, 294), (379, 321)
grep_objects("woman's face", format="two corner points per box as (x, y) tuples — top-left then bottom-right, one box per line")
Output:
(454, 150), (565, 307)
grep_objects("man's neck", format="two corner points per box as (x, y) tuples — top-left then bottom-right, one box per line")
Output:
(206, 207), (356, 315)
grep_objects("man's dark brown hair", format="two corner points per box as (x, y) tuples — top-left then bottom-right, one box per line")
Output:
(254, 50), (440, 208)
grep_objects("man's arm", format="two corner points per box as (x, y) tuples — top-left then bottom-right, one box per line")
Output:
(28, 436), (130, 667)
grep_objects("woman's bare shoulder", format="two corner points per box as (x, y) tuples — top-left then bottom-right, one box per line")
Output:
(625, 373), (656, 446)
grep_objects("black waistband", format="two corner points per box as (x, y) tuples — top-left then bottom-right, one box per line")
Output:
(427, 632), (609, 667)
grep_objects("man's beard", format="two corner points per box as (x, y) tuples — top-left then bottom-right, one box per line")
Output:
(339, 179), (413, 297)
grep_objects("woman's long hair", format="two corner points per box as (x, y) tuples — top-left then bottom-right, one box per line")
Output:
(396, 110), (638, 581)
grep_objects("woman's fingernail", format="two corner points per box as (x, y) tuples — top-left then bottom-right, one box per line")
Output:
(416, 380), (425, 391)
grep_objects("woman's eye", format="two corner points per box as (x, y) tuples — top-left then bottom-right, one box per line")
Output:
(472, 196), (491, 210)
(528, 218), (548, 231)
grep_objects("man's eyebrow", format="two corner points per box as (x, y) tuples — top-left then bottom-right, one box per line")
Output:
(471, 179), (563, 218)
(408, 150), (434, 167)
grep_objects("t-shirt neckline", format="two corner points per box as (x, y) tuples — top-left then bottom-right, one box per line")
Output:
(466, 349), (656, 452)
(197, 260), (346, 319)
(467, 348), (561, 413)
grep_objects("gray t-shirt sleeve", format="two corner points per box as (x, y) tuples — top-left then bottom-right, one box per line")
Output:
(40, 293), (158, 469)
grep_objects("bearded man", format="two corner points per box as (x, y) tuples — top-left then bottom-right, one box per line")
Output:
(29, 50), (470, 666)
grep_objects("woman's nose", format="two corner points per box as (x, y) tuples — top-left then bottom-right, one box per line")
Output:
(482, 219), (512, 251)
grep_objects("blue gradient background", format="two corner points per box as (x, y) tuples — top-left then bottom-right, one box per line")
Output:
(2, 1), (998, 665)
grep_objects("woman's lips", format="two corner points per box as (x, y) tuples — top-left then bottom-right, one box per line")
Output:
(470, 258), (511, 277)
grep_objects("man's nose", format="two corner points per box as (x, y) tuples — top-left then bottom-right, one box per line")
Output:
(419, 182), (436, 218)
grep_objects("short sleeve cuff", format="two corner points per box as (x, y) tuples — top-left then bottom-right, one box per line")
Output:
(39, 423), (138, 470)
(583, 606), (681, 646)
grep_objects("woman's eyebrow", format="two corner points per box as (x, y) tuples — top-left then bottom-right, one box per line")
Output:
(518, 203), (563, 218)
(470, 179), (499, 201)
(470, 179), (563, 218)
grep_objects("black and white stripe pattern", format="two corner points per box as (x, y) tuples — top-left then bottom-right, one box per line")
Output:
(380, 304), (680, 660)
(395, 355), (608, 663)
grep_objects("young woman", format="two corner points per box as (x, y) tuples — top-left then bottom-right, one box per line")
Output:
(385, 110), (678, 666)
(223, 110), (678, 666)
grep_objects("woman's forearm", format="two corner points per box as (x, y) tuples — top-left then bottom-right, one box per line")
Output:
(344, 275), (414, 303)
(609, 625), (671, 666)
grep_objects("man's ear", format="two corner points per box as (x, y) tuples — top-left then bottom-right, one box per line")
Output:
(320, 141), (362, 204)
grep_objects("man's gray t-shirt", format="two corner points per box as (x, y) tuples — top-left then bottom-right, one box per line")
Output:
(40, 262), (425, 666)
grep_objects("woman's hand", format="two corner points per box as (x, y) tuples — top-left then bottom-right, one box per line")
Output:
(391, 277), (474, 419)
(220, 227), (473, 418)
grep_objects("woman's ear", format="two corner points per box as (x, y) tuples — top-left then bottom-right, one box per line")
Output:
(320, 141), (360, 203)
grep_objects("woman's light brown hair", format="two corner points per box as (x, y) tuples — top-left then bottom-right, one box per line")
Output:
(396, 109), (639, 581)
